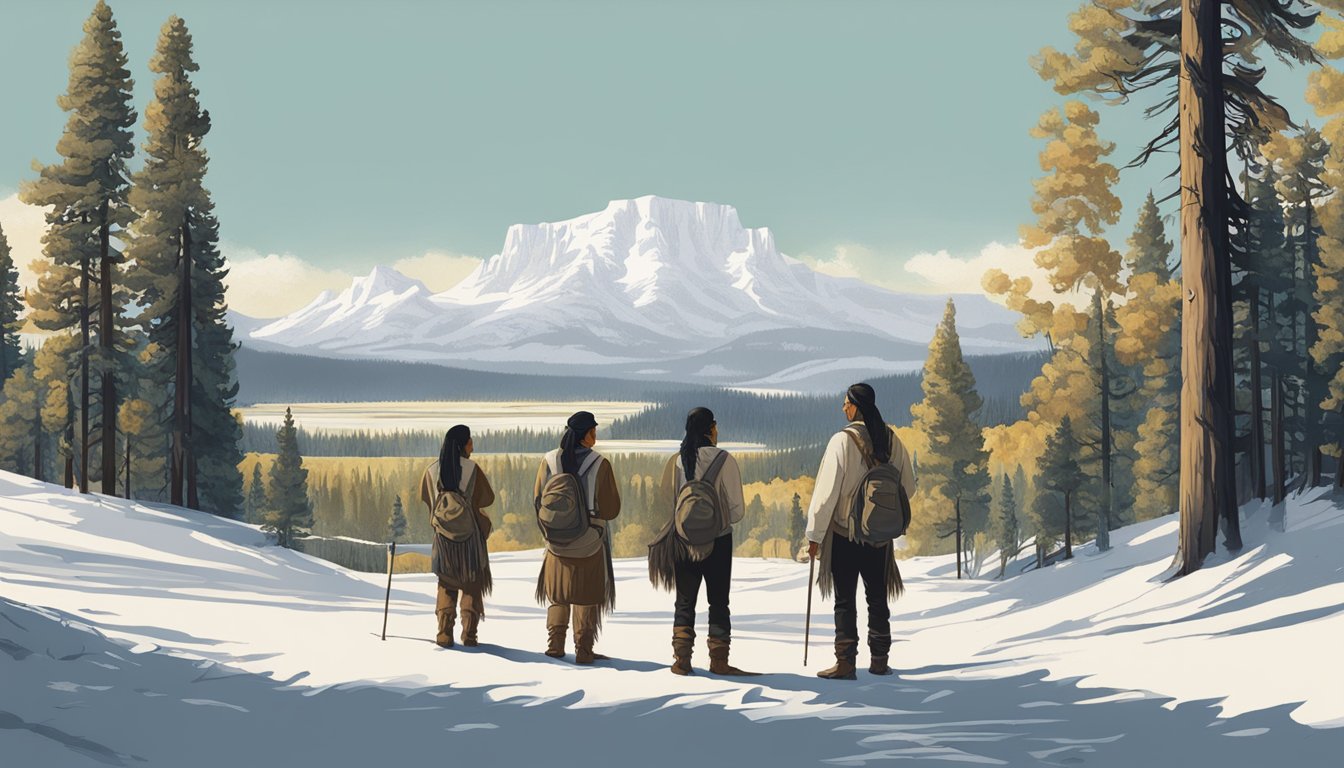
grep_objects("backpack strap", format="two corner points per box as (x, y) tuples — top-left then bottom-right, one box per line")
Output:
(577, 452), (602, 516)
(700, 450), (731, 486)
(844, 428), (877, 470)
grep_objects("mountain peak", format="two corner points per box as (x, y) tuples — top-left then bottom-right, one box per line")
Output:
(353, 265), (420, 293)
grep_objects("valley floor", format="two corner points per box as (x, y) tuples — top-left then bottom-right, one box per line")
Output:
(2, 470), (1342, 766)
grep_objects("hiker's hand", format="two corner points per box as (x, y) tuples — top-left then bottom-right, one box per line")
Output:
(808, 541), (819, 560)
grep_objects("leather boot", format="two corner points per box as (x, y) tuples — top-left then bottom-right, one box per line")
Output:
(435, 610), (455, 648)
(817, 639), (857, 680)
(460, 611), (480, 648)
(707, 635), (760, 676)
(671, 625), (695, 676)
(869, 631), (892, 675)
(573, 605), (608, 665)
(545, 604), (568, 658)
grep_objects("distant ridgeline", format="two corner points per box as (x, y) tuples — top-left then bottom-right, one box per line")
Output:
(233, 346), (705, 404)
(237, 350), (1045, 455)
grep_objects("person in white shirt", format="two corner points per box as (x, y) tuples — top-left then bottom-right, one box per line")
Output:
(805, 383), (915, 680)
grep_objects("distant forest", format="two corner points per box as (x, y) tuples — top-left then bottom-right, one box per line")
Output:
(608, 352), (1045, 447)
(238, 351), (1046, 455)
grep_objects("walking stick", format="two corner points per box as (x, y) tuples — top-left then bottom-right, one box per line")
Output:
(381, 540), (396, 641)
(804, 552), (815, 667)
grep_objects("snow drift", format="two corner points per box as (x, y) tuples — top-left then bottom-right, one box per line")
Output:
(2, 469), (1342, 766)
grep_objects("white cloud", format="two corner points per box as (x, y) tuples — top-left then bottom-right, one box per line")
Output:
(0, 193), (49, 294)
(221, 246), (355, 319)
(799, 239), (1092, 308)
(902, 241), (1090, 307)
(391, 250), (481, 292)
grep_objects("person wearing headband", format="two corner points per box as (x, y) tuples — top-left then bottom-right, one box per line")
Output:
(533, 410), (622, 664)
(418, 424), (496, 648)
(804, 383), (915, 679)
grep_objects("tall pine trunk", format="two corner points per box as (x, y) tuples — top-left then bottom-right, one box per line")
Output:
(1273, 373), (1287, 504)
(1177, 0), (1240, 575)
(171, 217), (195, 508)
(954, 496), (963, 580)
(99, 200), (118, 496)
(32, 396), (42, 483)
(1064, 490), (1073, 560)
(1097, 294), (1113, 551)
(1250, 287), (1267, 499)
(79, 235), (90, 494)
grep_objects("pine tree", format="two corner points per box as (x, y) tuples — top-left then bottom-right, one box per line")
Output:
(1044, 0), (1332, 574)
(992, 473), (1020, 579)
(1037, 416), (1086, 560)
(126, 15), (242, 515)
(789, 492), (805, 558)
(1307, 17), (1344, 487)
(1264, 126), (1335, 488)
(245, 463), (268, 524)
(263, 408), (312, 548)
(0, 224), (24, 384)
(908, 299), (992, 577)
(387, 495), (407, 544)
(1115, 192), (1181, 520)
(20, 1), (137, 495)
(0, 365), (45, 478)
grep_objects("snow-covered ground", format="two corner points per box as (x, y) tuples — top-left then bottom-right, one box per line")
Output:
(2, 469), (1342, 766)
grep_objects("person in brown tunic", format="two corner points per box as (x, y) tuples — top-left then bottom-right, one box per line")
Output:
(419, 424), (496, 648)
(533, 411), (622, 664)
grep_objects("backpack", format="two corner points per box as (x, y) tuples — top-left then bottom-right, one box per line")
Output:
(535, 451), (602, 547)
(843, 428), (912, 545)
(671, 451), (731, 562)
(430, 468), (480, 544)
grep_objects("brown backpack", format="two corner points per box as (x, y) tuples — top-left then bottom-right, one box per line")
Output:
(430, 470), (480, 543)
(843, 428), (912, 545)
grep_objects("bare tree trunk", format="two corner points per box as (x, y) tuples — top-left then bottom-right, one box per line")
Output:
(1249, 287), (1266, 500)
(1097, 293), (1113, 551)
(99, 199), (118, 496)
(1064, 490), (1073, 560)
(32, 396), (42, 483)
(171, 218), (194, 507)
(955, 496), (963, 580)
(124, 434), (131, 499)
(79, 235), (90, 495)
(1273, 373), (1286, 505)
(1176, 0), (1239, 574)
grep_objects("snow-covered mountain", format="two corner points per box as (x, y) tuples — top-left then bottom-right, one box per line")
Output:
(244, 197), (1036, 387)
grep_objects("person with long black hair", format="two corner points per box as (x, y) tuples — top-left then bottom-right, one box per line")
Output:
(532, 411), (622, 664)
(650, 407), (755, 676)
(805, 383), (915, 679)
(418, 424), (496, 648)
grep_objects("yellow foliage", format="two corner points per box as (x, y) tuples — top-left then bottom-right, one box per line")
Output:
(393, 552), (431, 574)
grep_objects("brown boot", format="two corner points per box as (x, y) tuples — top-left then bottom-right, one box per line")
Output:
(708, 635), (760, 676)
(573, 605), (608, 665)
(671, 626), (695, 675)
(461, 611), (480, 648)
(545, 604), (568, 658)
(817, 639), (857, 680)
(434, 610), (455, 648)
(869, 656), (893, 676)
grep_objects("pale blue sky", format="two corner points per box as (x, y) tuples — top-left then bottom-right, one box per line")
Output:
(0, 0), (1324, 315)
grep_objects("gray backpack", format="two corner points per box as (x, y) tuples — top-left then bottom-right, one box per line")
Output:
(843, 428), (911, 545)
(430, 470), (479, 543)
(672, 451), (731, 561)
(535, 452), (602, 546)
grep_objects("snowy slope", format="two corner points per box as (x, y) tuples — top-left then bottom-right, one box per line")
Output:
(243, 197), (1035, 386)
(3, 469), (1343, 766)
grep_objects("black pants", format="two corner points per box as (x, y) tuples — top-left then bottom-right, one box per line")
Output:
(829, 534), (891, 659)
(673, 532), (732, 638)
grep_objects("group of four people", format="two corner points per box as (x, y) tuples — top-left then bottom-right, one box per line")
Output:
(417, 383), (915, 680)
